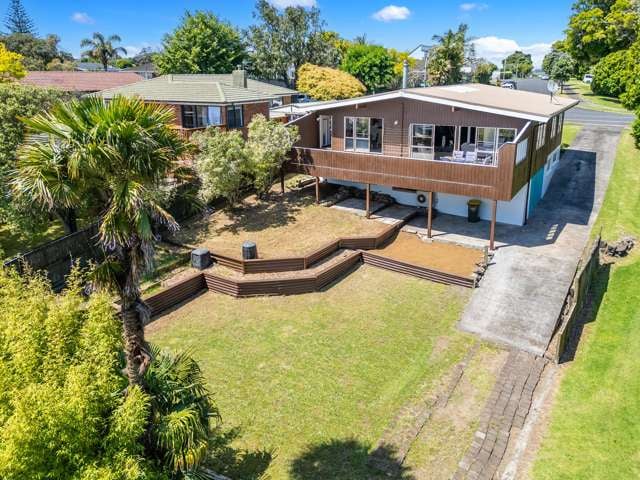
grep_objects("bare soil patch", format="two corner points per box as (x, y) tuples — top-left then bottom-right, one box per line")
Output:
(376, 232), (485, 277)
(170, 192), (387, 259)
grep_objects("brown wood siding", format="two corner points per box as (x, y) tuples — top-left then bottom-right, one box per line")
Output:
(292, 113), (319, 148)
(290, 145), (518, 200)
(322, 99), (527, 157)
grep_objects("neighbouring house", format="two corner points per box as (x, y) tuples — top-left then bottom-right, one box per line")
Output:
(75, 62), (120, 72)
(287, 84), (579, 249)
(20, 71), (144, 95)
(97, 70), (299, 139)
(122, 62), (158, 80)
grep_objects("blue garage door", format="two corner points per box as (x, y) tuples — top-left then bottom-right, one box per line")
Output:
(528, 167), (544, 218)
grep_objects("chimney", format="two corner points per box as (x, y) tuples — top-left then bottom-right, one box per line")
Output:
(232, 69), (247, 88)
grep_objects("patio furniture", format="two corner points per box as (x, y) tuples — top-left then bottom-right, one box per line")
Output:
(465, 151), (477, 163)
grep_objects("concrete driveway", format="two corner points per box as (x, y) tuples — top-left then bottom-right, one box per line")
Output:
(458, 125), (620, 355)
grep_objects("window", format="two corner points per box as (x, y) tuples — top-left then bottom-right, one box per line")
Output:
(344, 116), (383, 153)
(410, 124), (434, 159)
(476, 127), (497, 160)
(498, 128), (516, 146)
(227, 105), (243, 129)
(181, 105), (222, 129)
(536, 123), (546, 149)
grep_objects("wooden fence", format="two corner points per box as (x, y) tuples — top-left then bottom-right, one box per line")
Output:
(548, 234), (602, 363)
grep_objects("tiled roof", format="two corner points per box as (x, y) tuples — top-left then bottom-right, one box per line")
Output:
(21, 71), (144, 92)
(98, 74), (298, 104)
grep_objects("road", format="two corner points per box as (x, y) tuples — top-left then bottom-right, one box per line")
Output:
(514, 78), (635, 128)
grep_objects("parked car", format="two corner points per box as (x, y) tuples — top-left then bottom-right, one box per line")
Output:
(583, 74), (593, 84)
(541, 74), (549, 80)
(501, 80), (517, 90)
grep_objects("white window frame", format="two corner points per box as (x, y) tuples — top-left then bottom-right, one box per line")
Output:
(536, 123), (546, 150)
(344, 116), (384, 153)
(409, 123), (435, 159)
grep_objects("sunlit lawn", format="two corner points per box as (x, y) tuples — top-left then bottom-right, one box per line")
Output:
(147, 266), (476, 479)
(561, 123), (582, 149)
(533, 131), (640, 479)
(564, 79), (631, 113)
(0, 219), (65, 260)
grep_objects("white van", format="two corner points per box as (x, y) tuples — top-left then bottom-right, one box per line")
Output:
(583, 74), (593, 84)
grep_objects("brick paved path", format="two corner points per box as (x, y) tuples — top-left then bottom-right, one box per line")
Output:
(454, 350), (547, 480)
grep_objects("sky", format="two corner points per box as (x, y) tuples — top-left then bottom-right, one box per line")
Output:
(11, 0), (574, 67)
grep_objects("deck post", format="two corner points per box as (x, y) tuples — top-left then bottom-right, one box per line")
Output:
(490, 199), (497, 250)
(365, 183), (371, 218)
(427, 191), (433, 238)
(315, 176), (320, 204)
(280, 168), (285, 195)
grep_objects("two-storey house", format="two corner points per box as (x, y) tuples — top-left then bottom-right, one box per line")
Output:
(286, 84), (578, 249)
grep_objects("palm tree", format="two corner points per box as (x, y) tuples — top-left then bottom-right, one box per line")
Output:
(13, 96), (190, 386)
(429, 23), (470, 85)
(81, 32), (127, 71)
(144, 345), (221, 478)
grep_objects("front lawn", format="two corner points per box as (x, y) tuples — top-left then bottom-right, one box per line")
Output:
(532, 131), (640, 479)
(561, 123), (582, 149)
(147, 266), (484, 479)
(564, 79), (631, 114)
(171, 191), (388, 259)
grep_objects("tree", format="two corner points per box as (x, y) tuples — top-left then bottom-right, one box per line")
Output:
(0, 267), (150, 479)
(504, 51), (534, 78)
(550, 54), (575, 92)
(427, 24), (470, 85)
(473, 60), (497, 84)
(192, 128), (250, 206)
(81, 32), (127, 71)
(296, 63), (365, 100)
(0, 84), (66, 238)
(246, 114), (299, 197)
(0, 267), (222, 479)
(340, 43), (394, 92)
(13, 96), (191, 387)
(155, 11), (246, 75)
(565, 0), (639, 71)
(632, 115), (640, 148)
(0, 42), (25, 81)
(45, 57), (76, 71)
(246, 0), (337, 87)
(4, 0), (36, 35)
(591, 49), (632, 96)
(0, 33), (72, 70)
(387, 48), (417, 88)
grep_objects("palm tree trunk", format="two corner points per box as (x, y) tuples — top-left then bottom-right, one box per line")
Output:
(57, 207), (78, 234)
(121, 295), (152, 387)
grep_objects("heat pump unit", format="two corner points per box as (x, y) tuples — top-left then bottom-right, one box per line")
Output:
(416, 191), (429, 206)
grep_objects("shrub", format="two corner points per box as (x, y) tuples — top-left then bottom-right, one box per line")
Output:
(296, 63), (365, 100)
(631, 114), (640, 148)
(591, 50), (632, 97)
(246, 114), (300, 197)
(340, 44), (395, 92)
(192, 127), (250, 206)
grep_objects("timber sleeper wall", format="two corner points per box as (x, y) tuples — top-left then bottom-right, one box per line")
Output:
(198, 217), (413, 275)
(145, 248), (476, 318)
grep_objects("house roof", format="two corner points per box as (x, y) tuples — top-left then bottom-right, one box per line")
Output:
(98, 74), (298, 104)
(291, 84), (579, 122)
(21, 71), (144, 92)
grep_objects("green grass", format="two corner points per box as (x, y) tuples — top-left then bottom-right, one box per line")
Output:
(564, 79), (631, 114)
(592, 131), (640, 240)
(533, 130), (640, 479)
(147, 266), (476, 479)
(561, 123), (582, 149)
(0, 220), (65, 260)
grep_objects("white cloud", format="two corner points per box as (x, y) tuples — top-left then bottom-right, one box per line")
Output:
(472, 36), (553, 68)
(122, 43), (160, 58)
(460, 3), (488, 11)
(372, 5), (411, 22)
(268, 0), (316, 7)
(71, 12), (94, 24)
